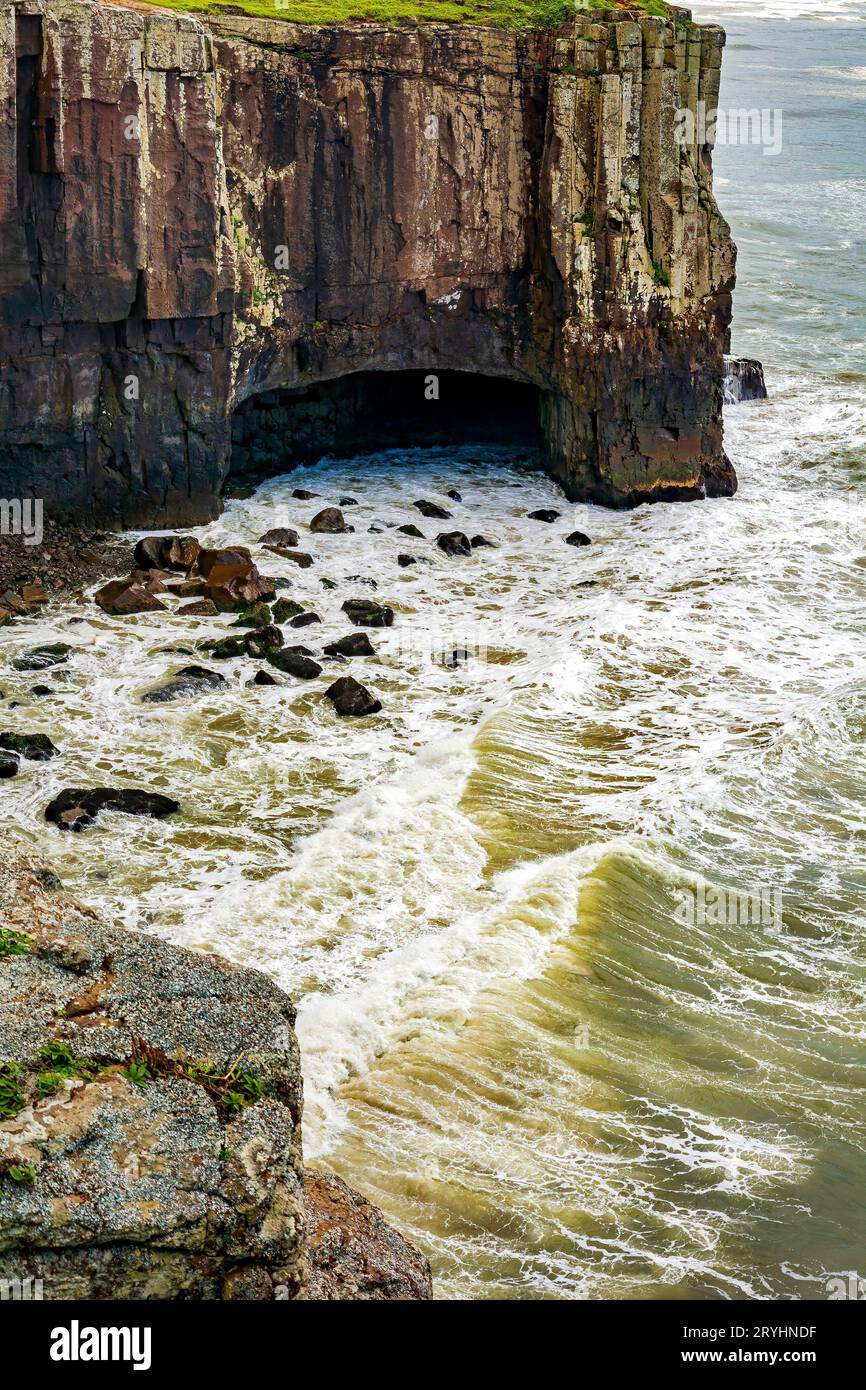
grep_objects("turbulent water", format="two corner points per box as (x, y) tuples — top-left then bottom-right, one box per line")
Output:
(3, 6), (866, 1300)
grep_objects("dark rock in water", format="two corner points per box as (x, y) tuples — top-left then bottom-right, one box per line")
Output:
(0, 732), (60, 761)
(210, 636), (246, 660)
(12, 644), (72, 672)
(231, 602), (273, 629)
(271, 578), (293, 591)
(95, 580), (167, 615)
(250, 670), (279, 686)
(320, 577), (338, 591)
(445, 648), (471, 668)
(564, 530), (591, 547)
(142, 666), (226, 704)
(289, 611), (321, 628)
(325, 676), (382, 717)
(173, 579), (208, 598)
(268, 647), (323, 680)
(323, 632), (376, 658)
(342, 598), (394, 627)
(368, 524), (385, 534)
(244, 625), (284, 658)
(134, 536), (201, 573)
(528, 509), (560, 523)
(414, 500), (451, 520)
(259, 527), (299, 548)
(274, 550), (314, 568)
(30, 685), (53, 697)
(304, 1169), (432, 1301)
(437, 531), (472, 557)
(45, 788), (180, 832)
(272, 598), (305, 623)
(345, 575), (377, 589)
(723, 355), (767, 404)
(292, 489), (319, 500)
(446, 489), (462, 502)
(310, 507), (349, 534)
(178, 598), (219, 617)
(397, 554), (417, 568)
(397, 524), (424, 538)
(0, 751), (19, 777)
(470, 535), (495, 548)
(339, 497), (358, 507)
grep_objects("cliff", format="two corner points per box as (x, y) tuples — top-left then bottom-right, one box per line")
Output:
(0, 0), (736, 525)
(0, 835), (431, 1299)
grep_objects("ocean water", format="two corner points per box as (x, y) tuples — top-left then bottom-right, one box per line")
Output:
(2, 6), (865, 1299)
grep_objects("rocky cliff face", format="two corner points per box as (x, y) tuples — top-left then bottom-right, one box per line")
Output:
(0, 835), (432, 1299)
(0, 0), (736, 526)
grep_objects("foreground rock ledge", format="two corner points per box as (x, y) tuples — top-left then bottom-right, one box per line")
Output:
(0, 837), (432, 1300)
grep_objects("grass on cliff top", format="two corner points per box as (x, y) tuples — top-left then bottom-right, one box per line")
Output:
(140, 0), (673, 31)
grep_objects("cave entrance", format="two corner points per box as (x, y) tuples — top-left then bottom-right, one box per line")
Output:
(227, 369), (546, 491)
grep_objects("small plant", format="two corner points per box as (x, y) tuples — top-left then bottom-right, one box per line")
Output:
(0, 1063), (24, 1120)
(652, 260), (671, 288)
(575, 208), (594, 236)
(0, 928), (30, 958)
(38, 1041), (97, 1082)
(7, 1164), (37, 1186)
(123, 1061), (152, 1089)
(224, 1068), (265, 1113)
(36, 1071), (67, 1098)
(219, 1147), (233, 1162)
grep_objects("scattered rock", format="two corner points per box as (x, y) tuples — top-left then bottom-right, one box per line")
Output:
(345, 575), (377, 589)
(232, 602), (273, 629)
(194, 548), (273, 612)
(2, 591), (30, 615)
(289, 611), (321, 628)
(0, 751), (19, 778)
(30, 685), (53, 697)
(325, 676), (382, 717)
(528, 509), (560, 523)
(45, 788), (181, 831)
(292, 488), (319, 500)
(250, 670), (279, 687)
(271, 550), (314, 569)
(244, 625), (284, 659)
(22, 583), (49, 605)
(414, 500), (451, 520)
(368, 524), (385, 534)
(268, 647), (323, 680)
(259, 527), (299, 548)
(339, 497), (358, 507)
(0, 732), (60, 761)
(446, 489), (462, 502)
(320, 577), (338, 591)
(142, 666), (227, 704)
(564, 530), (592, 547)
(437, 531), (472, 557)
(12, 643), (72, 671)
(272, 598), (306, 623)
(323, 632), (376, 658)
(178, 598), (219, 617)
(310, 507), (349, 534)
(173, 579), (208, 598)
(342, 598), (394, 628)
(210, 636), (247, 660)
(397, 554), (417, 568)
(94, 580), (167, 615)
(470, 535), (495, 548)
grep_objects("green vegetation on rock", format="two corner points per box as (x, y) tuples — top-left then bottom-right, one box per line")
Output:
(139, 0), (671, 30)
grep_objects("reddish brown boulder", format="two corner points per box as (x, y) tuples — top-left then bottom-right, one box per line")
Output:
(302, 1171), (432, 1300)
(94, 581), (167, 615)
(310, 507), (349, 534)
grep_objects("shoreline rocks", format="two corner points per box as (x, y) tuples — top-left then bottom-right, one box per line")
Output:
(45, 788), (181, 832)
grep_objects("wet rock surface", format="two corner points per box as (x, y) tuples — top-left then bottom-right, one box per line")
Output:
(142, 667), (227, 704)
(44, 788), (181, 832)
(325, 676), (382, 718)
(342, 599), (394, 628)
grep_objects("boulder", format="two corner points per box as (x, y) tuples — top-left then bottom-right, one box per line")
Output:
(258, 528), (299, 548)
(95, 581), (167, 616)
(30, 685), (53, 698)
(528, 509), (560, 523)
(325, 676), (382, 717)
(134, 536), (201, 573)
(723, 355), (767, 404)
(292, 488), (319, 500)
(303, 1171), (432, 1300)
(0, 732), (60, 761)
(45, 788), (181, 832)
(231, 603), (273, 629)
(310, 508), (349, 534)
(250, 670), (279, 687)
(268, 550), (313, 569)
(339, 497), (358, 507)
(142, 667), (226, 704)
(243, 625), (284, 659)
(397, 554), (417, 568)
(268, 648), (323, 680)
(209, 636), (246, 660)
(272, 598), (306, 623)
(342, 599), (394, 628)
(397, 523), (424, 538)
(446, 489), (462, 502)
(414, 500), (451, 520)
(323, 633), (376, 658)
(173, 580), (208, 598)
(178, 599), (219, 617)
(0, 752), (18, 778)
(470, 535), (495, 549)
(195, 548), (253, 585)
(565, 530), (592, 547)
(289, 611), (321, 629)
(436, 532), (472, 557)
(12, 644), (72, 672)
